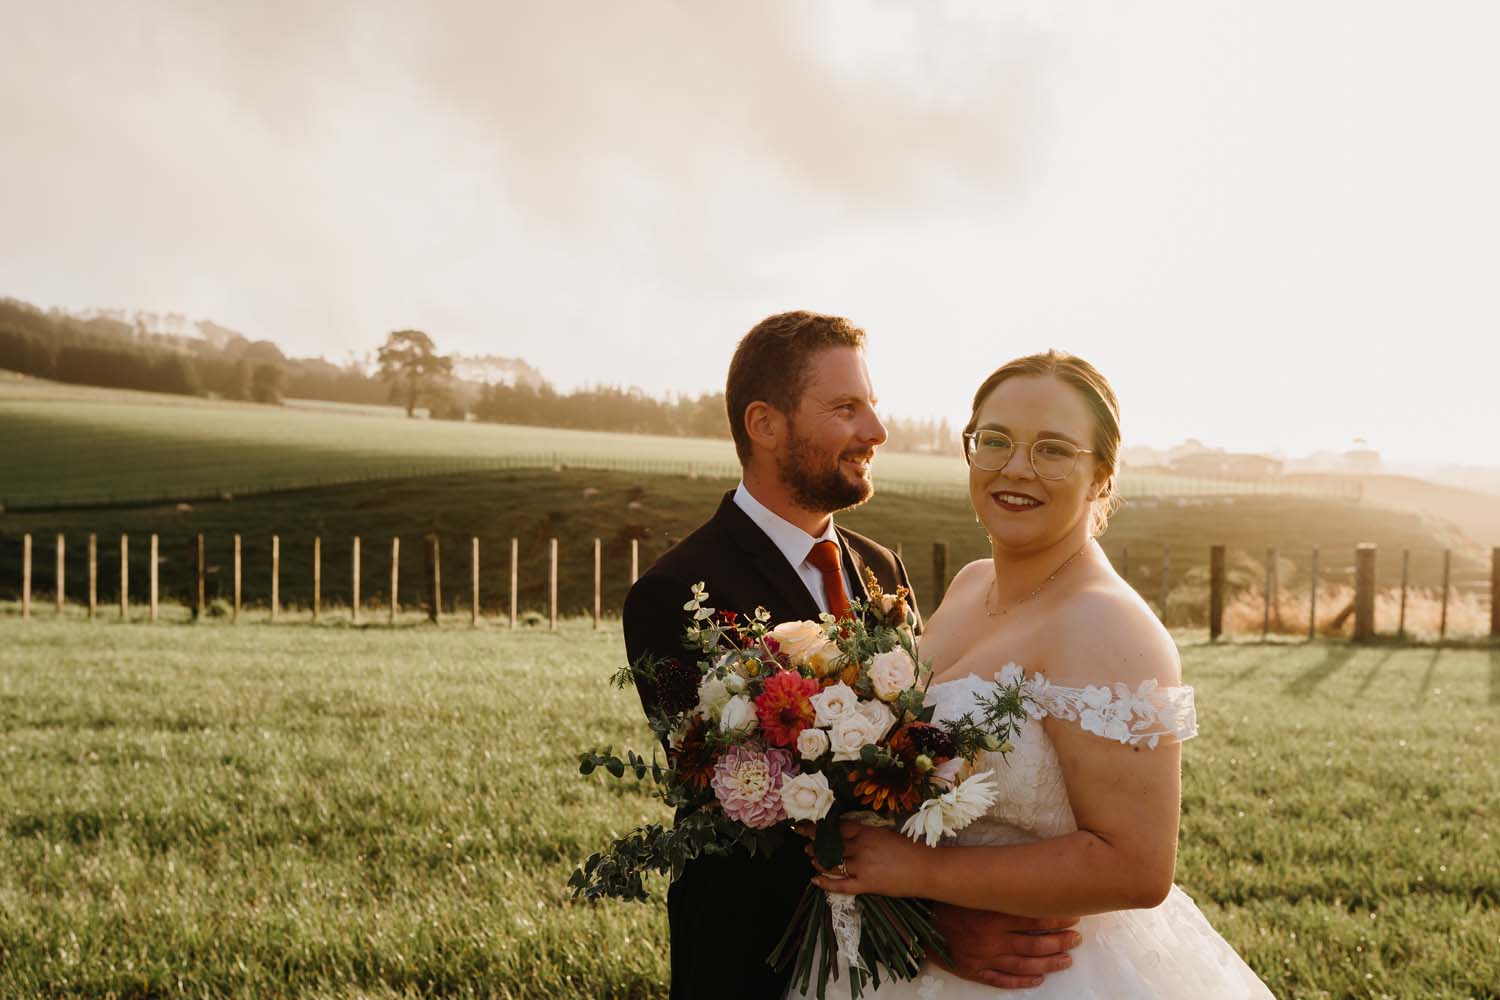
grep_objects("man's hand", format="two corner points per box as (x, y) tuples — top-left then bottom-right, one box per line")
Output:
(930, 903), (1083, 990)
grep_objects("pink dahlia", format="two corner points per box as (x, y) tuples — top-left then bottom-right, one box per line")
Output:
(710, 746), (796, 829)
(754, 670), (822, 749)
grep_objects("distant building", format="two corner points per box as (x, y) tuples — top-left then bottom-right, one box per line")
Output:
(1169, 452), (1284, 479)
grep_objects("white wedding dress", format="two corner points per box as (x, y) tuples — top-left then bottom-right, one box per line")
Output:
(789, 665), (1273, 1000)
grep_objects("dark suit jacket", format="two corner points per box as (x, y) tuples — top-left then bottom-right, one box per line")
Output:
(622, 490), (921, 1000)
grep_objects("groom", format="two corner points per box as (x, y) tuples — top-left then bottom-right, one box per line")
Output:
(623, 311), (1081, 998)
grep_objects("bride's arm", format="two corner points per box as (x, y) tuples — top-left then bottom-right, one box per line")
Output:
(816, 592), (1184, 917)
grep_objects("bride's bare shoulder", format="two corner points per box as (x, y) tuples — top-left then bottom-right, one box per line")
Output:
(1047, 577), (1181, 689)
(950, 558), (994, 588)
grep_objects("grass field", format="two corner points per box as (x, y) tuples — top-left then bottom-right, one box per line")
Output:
(1, 373), (1353, 508)
(1, 618), (1496, 998)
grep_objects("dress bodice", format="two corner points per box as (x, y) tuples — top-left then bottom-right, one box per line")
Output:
(789, 667), (1275, 1000)
(923, 665), (1198, 847)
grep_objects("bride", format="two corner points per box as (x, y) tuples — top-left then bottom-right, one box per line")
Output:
(791, 351), (1272, 998)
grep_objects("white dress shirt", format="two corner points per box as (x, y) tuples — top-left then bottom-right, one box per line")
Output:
(733, 481), (850, 615)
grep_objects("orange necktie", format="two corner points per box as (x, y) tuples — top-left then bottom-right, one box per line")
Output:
(807, 540), (850, 620)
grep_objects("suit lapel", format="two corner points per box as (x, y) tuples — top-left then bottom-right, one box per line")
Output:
(838, 527), (871, 606)
(713, 492), (822, 622)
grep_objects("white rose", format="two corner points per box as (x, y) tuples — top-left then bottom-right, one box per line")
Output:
(770, 620), (827, 663)
(796, 727), (830, 762)
(723, 672), (746, 694)
(829, 711), (883, 761)
(857, 698), (897, 742)
(805, 640), (845, 679)
(695, 676), (730, 720)
(780, 771), (835, 822)
(809, 682), (859, 727)
(868, 649), (916, 702)
(718, 694), (759, 736)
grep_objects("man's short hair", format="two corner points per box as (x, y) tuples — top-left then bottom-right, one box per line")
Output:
(724, 311), (867, 462)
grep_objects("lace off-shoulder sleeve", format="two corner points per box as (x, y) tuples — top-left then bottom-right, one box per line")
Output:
(1020, 672), (1198, 748)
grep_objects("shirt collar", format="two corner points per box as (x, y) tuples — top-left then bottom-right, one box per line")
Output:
(733, 481), (840, 569)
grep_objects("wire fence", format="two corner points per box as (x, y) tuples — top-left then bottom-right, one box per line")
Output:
(5, 530), (1495, 643)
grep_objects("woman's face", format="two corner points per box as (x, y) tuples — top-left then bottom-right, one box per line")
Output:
(967, 374), (1106, 554)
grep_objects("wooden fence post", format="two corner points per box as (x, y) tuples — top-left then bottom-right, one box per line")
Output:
(1159, 546), (1171, 623)
(471, 537), (480, 626)
(233, 535), (242, 623)
(195, 534), (205, 619)
(1397, 548), (1410, 639)
(509, 538), (518, 629)
(390, 537), (400, 624)
(1262, 548), (1274, 640)
(549, 538), (558, 631)
(630, 539), (639, 585)
(270, 535), (280, 623)
(932, 542), (949, 605)
(425, 535), (442, 624)
(1354, 543), (1377, 642)
(55, 534), (65, 615)
(351, 536), (361, 625)
(88, 533), (97, 620)
(149, 534), (159, 623)
(20, 533), (30, 619)
(1491, 547), (1499, 639)
(119, 534), (128, 620)
(546, 539), (558, 632)
(1308, 546), (1319, 640)
(313, 536), (321, 624)
(593, 538), (601, 630)
(1208, 545), (1225, 641)
(1439, 548), (1451, 640)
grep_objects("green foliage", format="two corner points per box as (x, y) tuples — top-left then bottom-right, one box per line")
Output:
(249, 361), (285, 405)
(376, 330), (455, 419)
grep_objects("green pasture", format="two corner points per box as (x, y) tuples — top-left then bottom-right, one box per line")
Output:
(1, 373), (1348, 508)
(0, 617), (1496, 998)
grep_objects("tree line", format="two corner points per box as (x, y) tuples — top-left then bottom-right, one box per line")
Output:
(0, 296), (957, 452)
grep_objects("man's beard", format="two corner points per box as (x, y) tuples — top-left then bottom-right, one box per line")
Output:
(778, 424), (874, 514)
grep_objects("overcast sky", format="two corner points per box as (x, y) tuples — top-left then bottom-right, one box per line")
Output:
(3, 1), (1497, 465)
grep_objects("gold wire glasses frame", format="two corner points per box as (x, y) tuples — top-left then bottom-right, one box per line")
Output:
(962, 430), (1093, 479)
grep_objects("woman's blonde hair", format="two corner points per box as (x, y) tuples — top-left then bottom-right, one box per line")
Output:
(964, 350), (1124, 536)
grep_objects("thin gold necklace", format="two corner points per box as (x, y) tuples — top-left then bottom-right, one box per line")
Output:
(986, 543), (1090, 617)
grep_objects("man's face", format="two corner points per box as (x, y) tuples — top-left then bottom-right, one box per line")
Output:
(777, 346), (888, 513)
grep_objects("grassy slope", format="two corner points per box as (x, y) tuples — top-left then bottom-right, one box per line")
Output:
(3, 372), (1348, 507)
(0, 468), (1484, 633)
(0, 620), (1495, 998)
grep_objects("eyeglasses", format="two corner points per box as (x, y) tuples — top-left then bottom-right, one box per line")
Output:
(962, 430), (1093, 479)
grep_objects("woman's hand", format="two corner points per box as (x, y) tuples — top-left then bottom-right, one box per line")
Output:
(810, 818), (932, 898)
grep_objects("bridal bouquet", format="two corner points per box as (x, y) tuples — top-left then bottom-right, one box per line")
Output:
(569, 573), (1032, 999)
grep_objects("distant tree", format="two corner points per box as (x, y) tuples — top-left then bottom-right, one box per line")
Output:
(250, 363), (285, 404)
(377, 329), (453, 418)
(239, 339), (287, 366)
(227, 358), (254, 401)
(153, 353), (202, 396)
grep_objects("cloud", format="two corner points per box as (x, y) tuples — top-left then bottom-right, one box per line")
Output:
(0, 0), (1043, 375)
